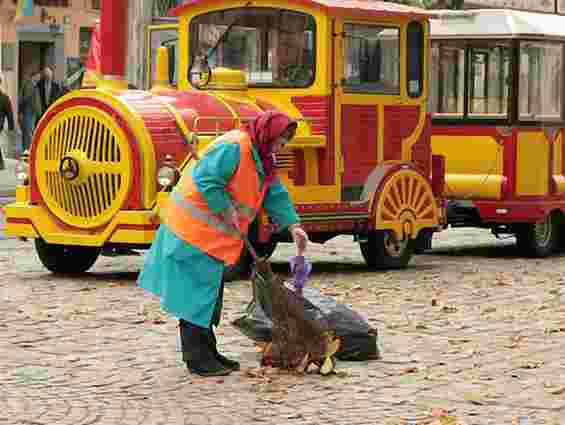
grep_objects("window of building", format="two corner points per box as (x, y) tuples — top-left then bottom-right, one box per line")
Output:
(91, 0), (100, 10)
(519, 42), (563, 121)
(79, 27), (93, 60)
(343, 23), (400, 95)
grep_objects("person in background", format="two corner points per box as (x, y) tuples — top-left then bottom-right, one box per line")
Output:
(138, 111), (308, 377)
(33, 65), (66, 123)
(18, 69), (39, 153)
(0, 74), (16, 170)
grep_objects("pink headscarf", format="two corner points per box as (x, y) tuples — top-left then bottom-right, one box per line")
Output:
(243, 111), (297, 184)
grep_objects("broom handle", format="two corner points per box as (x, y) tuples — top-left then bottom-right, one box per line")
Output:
(235, 228), (260, 262)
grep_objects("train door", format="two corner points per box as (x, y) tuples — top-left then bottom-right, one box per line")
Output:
(333, 19), (402, 202)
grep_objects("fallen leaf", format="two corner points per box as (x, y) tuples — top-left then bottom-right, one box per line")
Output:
(320, 357), (335, 376)
(549, 386), (565, 395)
(463, 392), (486, 405)
(518, 360), (544, 369)
(295, 353), (309, 374)
(441, 305), (458, 313)
(506, 335), (527, 349)
(495, 272), (514, 286)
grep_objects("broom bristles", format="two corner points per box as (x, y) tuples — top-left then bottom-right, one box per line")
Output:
(252, 259), (330, 369)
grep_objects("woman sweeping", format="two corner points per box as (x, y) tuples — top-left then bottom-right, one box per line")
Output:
(138, 111), (309, 377)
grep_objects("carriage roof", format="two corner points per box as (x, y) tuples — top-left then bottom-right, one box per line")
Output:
(169, 0), (428, 20)
(430, 9), (565, 41)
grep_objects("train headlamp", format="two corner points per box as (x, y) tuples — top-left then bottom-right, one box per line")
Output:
(157, 155), (180, 190)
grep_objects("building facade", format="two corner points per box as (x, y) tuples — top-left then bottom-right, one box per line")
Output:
(0, 0), (100, 117)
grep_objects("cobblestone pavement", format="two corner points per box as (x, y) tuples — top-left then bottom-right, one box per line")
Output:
(0, 228), (564, 425)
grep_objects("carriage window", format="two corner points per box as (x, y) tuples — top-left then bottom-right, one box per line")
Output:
(431, 43), (465, 116)
(343, 24), (400, 94)
(468, 46), (511, 117)
(190, 8), (316, 88)
(407, 21), (424, 98)
(519, 42), (562, 121)
(431, 42), (511, 119)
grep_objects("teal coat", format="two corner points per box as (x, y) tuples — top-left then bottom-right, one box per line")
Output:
(138, 138), (299, 328)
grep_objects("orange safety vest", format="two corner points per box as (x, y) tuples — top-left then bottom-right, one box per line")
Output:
(161, 130), (266, 266)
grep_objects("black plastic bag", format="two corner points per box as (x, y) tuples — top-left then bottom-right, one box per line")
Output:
(232, 283), (381, 361)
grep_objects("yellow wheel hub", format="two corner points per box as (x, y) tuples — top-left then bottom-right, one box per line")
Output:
(375, 168), (439, 240)
(35, 106), (132, 229)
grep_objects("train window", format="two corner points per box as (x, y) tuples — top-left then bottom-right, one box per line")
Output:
(407, 21), (424, 98)
(519, 42), (562, 121)
(431, 43), (465, 116)
(343, 24), (400, 95)
(190, 8), (316, 88)
(431, 42), (511, 119)
(149, 27), (179, 89)
(468, 46), (511, 117)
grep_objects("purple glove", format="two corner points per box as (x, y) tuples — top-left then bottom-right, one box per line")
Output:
(289, 255), (312, 295)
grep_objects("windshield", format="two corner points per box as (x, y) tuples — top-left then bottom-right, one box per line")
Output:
(189, 8), (316, 87)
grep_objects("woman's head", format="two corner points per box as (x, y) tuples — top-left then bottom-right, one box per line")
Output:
(249, 111), (297, 153)
(244, 110), (298, 182)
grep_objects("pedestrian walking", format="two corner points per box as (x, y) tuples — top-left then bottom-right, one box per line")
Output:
(33, 65), (66, 123)
(0, 74), (16, 170)
(18, 70), (39, 153)
(138, 110), (309, 377)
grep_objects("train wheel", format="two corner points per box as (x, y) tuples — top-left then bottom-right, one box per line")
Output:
(35, 238), (100, 274)
(360, 230), (415, 269)
(515, 214), (558, 257)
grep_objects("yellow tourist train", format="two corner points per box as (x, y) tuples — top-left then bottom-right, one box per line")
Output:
(4, 0), (444, 274)
(430, 9), (565, 256)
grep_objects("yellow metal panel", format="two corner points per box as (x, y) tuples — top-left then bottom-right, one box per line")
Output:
(3, 203), (158, 246)
(516, 132), (549, 197)
(291, 185), (340, 203)
(552, 133), (565, 195)
(431, 135), (503, 199)
(554, 134), (562, 175)
(15, 186), (30, 203)
(304, 148), (319, 186)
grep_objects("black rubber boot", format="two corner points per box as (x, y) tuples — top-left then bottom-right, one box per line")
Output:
(209, 327), (240, 371)
(178, 320), (231, 377)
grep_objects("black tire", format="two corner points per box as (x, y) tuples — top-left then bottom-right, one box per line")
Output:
(413, 230), (433, 254)
(34, 238), (101, 274)
(515, 214), (558, 257)
(360, 230), (415, 269)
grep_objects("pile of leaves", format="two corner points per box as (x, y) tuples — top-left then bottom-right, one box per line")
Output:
(252, 259), (341, 375)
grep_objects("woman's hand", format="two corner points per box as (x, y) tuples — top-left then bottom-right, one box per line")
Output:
(289, 224), (308, 256)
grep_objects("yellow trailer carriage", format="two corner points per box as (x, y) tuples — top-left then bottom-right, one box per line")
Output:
(4, 0), (444, 274)
(430, 9), (565, 256)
